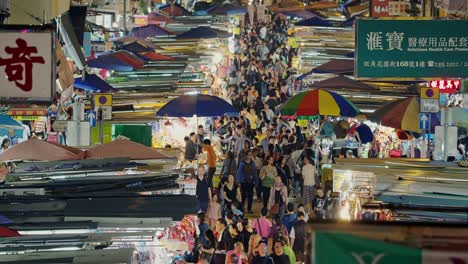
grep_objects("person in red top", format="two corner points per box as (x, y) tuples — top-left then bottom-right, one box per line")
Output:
(203, 139), (217, 189)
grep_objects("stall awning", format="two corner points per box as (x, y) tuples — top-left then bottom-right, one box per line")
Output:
(0, 139), (84, 162)
(130, 24), (172, 39)
(208, 3), (247, 15)
(309, 75), (377, 91)
(85, 139), (170, 160)
(176, 26), (231, 39)
(295, 16), (334, 27)
(74, 74), (115, 93)
(158, 3), (191, 16)
(297, 59), (355, 80)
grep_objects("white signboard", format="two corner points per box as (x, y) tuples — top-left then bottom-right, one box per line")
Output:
(420, 99), (440, 113)
(0, 32), (54, 101)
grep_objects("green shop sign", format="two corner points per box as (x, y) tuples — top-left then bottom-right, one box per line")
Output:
(355, 19), (468, 78)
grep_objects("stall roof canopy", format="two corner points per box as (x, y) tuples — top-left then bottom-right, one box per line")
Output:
(74, 73), (115, 93)
(309, 75), (377, 91)
(176, 26), (231, 39)
(295, 16), (334, 27)
(158, 3), (191, 16)
(88, 50), (145, 71)
(139, 52), (176, 61)
(314, 59), (354, 74)
(280, 10), (318, 19)
(85, 139), (170, 160)
(130, 24), (172, 39)
(122, 41), (154, 53)
(0, 139), (84, 162)
(148, 13), (175, 23)
(297, 59), (355, 80)
(208, 3), (247, 15)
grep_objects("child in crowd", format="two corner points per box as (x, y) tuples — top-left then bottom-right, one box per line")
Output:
(208, 194), (221, 229)
(231, 202), (244, 220)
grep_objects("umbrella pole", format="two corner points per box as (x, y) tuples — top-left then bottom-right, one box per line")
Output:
(315, 115), (320, 171)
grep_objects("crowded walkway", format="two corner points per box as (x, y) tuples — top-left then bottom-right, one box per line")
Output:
(183, 4), (332, 263)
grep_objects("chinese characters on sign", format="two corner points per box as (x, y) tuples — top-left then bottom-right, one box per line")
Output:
(371, 0), (410, 17)
(0, 38), (45, 92)
(356, 19), (468, 78)
(0, 32), (53, 101)
(428, 79), (461, 94)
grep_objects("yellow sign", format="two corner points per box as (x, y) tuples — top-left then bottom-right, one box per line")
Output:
(297, 119), (308, 127)
(233, 27), (240, 35)
(420, 87), (440, 99)
(94, 94), (113, 106)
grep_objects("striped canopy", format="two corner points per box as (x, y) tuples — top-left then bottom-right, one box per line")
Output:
(280, 89), (360, 117)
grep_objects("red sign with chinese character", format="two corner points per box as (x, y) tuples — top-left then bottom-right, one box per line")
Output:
(428, 79), (461, 94)
(372, 0), (390, 17)
(0, 32), (53, 101)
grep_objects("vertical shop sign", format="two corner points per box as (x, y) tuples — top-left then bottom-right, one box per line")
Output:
(0, 31), (54, 101)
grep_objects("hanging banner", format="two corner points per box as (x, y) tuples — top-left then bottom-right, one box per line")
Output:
(371, 0), (410, 17)
(355, 19), (468, 78)
(0, 31), (55, 101)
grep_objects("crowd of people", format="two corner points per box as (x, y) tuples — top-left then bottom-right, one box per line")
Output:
(180, 7), (338, 264)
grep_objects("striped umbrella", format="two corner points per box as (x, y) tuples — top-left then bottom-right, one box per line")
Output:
(371, 97), (440, 133)
(280, 89), (360, 117)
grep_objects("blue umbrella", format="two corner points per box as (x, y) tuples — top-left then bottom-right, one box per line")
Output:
(156, 94), (237, 117)
(295, 17), (334, 27)
(74, 74), (115, 93)
(0, 114), (23, 130)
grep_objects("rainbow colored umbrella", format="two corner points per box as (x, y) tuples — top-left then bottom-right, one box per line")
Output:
(280, 89), (360, 117)
(371, 97), (440, 133)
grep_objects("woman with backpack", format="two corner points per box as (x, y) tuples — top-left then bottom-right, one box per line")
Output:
(259, 156), (277, 209)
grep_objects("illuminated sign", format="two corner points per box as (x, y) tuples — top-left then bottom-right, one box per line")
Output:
(428, 79), (461, 94)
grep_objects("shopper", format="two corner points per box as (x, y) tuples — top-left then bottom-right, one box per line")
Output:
(198, 229), (217, 262)
(281, 203), (297, 234)
(236, 150), (258, 214)
(196, 165), (212, 212)
(203, 139), (217, 188)
(268, 176), (288, 218)
(253, 208), (272, 239)
(221, 151), (237, 179)
(290, 211), (307, 263)
(223, 174), (242, 215)
(185, 132), (198, 162)
(197, 212), (209, 245)
(259, 156), (277, 209)
(252, 239), (274, 264)
(226, 241), (248, 264)
(270, 240), (291, 264)
(302, 156), (317, 215)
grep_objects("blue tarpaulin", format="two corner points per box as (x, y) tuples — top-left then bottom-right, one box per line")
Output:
(0, 114), (23, 130)
(156, 94), (238, 117)
(176, 26), (231, 39)
(74, 74), (115, 92)
(122, 41), (154, 53)
(295, 17), (334, 27)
